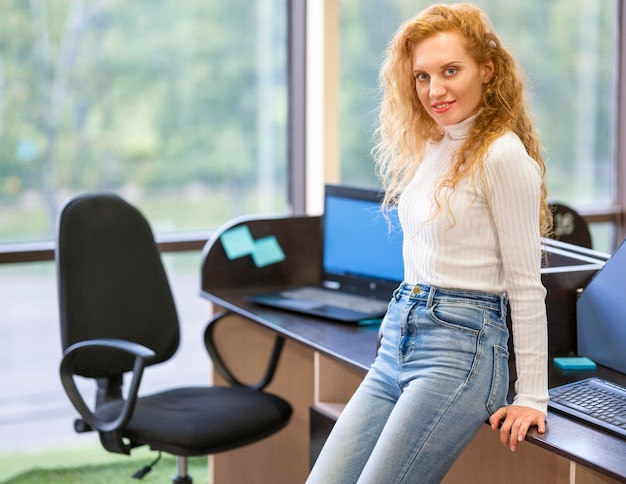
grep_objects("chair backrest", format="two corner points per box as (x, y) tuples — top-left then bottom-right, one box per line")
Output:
(56, 193), (180, 378)
(549, 202), (592, 249)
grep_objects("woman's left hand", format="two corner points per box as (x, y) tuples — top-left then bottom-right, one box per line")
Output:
(489, 405), (546, 451)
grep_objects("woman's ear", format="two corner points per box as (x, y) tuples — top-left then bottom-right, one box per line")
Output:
(482, 59), (495, 84)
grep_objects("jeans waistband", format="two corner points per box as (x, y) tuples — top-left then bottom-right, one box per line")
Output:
(395, 282), (508, 314)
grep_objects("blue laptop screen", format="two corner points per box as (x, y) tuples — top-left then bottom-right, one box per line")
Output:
(323, 193), (404, 283)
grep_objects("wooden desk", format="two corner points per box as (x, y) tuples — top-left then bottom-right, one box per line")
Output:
(200, 215), (626, 484)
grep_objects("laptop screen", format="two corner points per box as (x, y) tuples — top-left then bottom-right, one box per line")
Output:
(323, 185), (404, 284)
(577, 238), (626, 374)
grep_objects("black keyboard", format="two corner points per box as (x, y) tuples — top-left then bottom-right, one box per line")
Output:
(280, 287), (389, 313)
(548, 377), (626, 439)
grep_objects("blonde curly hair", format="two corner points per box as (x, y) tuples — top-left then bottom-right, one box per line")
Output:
(374, 3), (552, 237)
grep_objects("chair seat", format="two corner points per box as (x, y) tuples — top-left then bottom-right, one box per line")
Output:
(95, 386), (292, 456)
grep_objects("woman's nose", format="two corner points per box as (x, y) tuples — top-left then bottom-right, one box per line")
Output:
(429, 77), (446, 98)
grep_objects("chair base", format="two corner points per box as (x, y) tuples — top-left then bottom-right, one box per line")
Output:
(172, 476), (192, 484)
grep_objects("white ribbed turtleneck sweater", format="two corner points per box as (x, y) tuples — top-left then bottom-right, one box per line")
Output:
(398, 115), (548, 413)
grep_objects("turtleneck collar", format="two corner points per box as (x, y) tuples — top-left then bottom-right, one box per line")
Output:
(443, 113), (478, 141)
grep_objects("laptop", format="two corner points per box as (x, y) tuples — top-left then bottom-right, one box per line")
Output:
(248, 184), (404, 322)
(547, 238), (626, 438)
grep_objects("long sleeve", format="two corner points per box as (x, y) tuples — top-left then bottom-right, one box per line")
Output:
(483, 134), (548, 412)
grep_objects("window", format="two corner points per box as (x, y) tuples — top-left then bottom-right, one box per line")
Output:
(339, 0), (618, 249)
(0, 0), (290, 458)
(0, 0), (288, 244)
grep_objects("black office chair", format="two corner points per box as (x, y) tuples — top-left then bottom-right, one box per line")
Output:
(549, 202), (593, 249)
(56, 193), (292, 483)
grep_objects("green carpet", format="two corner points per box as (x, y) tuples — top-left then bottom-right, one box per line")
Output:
(0, 446), (209, 484)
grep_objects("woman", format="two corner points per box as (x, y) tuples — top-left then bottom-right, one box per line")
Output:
(307, 3), (551, 483)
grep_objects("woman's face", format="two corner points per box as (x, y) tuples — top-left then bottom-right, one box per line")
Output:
(411, 31), (494, 127)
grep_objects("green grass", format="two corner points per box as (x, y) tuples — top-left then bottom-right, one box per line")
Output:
(0, 445), (209, 484)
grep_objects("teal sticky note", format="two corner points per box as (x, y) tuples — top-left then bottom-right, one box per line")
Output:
(250, 235), (285, 267)
(358, 318), (383, 327)
(220, 225), (255, 259)
(553, 356), (597, 370)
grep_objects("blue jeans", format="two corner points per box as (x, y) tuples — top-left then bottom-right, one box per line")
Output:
(307, 283), (510, 484)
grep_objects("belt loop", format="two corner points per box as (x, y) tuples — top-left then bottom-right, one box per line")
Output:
(394, 283), (405, 301)
(426, 286), (436, 308)
(500, 293), (507, 319)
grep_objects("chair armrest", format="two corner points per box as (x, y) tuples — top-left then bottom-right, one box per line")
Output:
(59, 338), (155, 433)
(204, 311), (285, 391)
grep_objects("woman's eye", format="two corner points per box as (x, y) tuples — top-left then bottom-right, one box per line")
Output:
(415, 73), (429, 82)
(445, 67), (457, 76)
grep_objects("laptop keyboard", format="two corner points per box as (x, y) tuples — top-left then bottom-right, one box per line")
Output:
(280, 287), (390, 313)
(548, 377), (626, 439)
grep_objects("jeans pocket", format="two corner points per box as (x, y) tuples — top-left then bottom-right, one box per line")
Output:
(428, 301), (484, 334)
(486, 344), (510, 414)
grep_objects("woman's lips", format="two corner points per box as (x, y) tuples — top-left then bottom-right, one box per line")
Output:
(432, 101), (454, 114)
